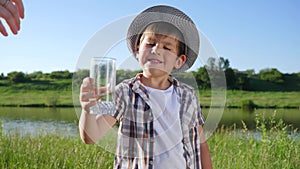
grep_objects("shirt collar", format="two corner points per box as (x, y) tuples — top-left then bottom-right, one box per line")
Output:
(131, 73), (179, 93)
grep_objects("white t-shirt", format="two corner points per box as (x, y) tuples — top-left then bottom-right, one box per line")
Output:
(145, 85), (186, 168)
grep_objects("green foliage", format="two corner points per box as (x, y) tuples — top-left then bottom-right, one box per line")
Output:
(236, 73), (251, 90)
(72, 69), (89, 90)
(240, 99), (257, 110)
(224, 90), (300, 109)
(0, 118), (2, 136)
(225, 68), (236, 90)
(49, 70), (73, 79)
(206, 57), (230, 71)
(46, 94), (60, 107)
(26, 71), (45, 80)
(193, 67), (211, 89)
(0, 133), (115, 169)
(210, 113), (300, 169)
(259, 68), (284, 83)
(1, 114), (299, 169)
(1, 57), (300, 95)
(7, 71), (30, 83)
(0, 73), (5, 80)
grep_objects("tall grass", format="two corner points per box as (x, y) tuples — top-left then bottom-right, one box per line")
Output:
(1, 114), (299, 168)
(209, 112), (300, 169)
(0, 132), (114, 169)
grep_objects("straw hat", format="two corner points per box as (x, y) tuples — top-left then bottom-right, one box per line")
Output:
(127, 5), (200, 72)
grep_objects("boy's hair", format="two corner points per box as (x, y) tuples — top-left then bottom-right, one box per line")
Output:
(137, 22), (186, 57)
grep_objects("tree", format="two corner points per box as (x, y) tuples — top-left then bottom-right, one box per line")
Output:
(72, 69), (89, 89)
(206, 57), (230, 71)
(49, 70), (72, 79)
(236, 72), (250, 90)
(225, 68), (236, 89)
(219, 57), (230, 71)
(7, 71), (29, 83)
(259, 68), (284, 83)
(0, 73), (4, 80)
(194, 67), (211, 89)
(244, 69), (255, 77)
(27, 71), (44, 80)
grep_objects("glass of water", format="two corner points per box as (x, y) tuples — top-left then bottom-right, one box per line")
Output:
(89, 57), (116, 115)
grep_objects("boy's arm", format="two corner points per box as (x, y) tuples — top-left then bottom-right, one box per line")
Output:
(198, 125), (213, 169)
(79, 77), (117, 144)
(79, 111), (116, 144)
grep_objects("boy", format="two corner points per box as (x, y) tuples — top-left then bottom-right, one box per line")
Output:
(79, 5), (212, 169)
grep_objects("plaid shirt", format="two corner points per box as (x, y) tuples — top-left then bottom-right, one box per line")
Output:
(112, 74), (205, 169)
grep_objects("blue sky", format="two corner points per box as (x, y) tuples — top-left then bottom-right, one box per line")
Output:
(0, 0), (299, 75)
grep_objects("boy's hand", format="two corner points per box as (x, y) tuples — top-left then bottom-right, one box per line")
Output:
(80, 77), (97, 113)
(80, 77), (110, 113)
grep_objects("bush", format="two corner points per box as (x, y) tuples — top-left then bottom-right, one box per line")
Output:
(240, 99), (257, 110)
(7, 71), (30, 83)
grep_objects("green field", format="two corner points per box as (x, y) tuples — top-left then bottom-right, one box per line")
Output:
(0, 78), (299, 108)
(0, 88), (299, 109)
(1, 116), (299, 169)
(198, 90), (300, 108)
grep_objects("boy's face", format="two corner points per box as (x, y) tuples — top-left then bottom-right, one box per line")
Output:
(136, 33), (186, 77)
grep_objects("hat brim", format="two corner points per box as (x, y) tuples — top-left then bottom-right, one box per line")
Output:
(127, 5), (200, 72)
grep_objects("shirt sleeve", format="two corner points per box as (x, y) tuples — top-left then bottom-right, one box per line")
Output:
(112, 82), (127, 121)
(192, 92), (205, 127)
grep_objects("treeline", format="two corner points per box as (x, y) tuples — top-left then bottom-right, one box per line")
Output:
(189, 57), (300, 91)
(0, 70), (72, 83)
(1, 57), (300, 91)
(0, 70), (73, 91)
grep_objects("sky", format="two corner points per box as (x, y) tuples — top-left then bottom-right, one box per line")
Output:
(0, 0), (299, 75)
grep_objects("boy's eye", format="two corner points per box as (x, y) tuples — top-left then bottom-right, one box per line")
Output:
(163, 46), (171, 51)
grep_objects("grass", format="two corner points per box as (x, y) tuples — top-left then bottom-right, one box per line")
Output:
(198, 90), (300, 108)
(209, 113), (300, 168)
(1, 114), (299, 169)
(0, 132), (115, 169)
(0, 77), (300, 109)
(0, 90), (73, 107)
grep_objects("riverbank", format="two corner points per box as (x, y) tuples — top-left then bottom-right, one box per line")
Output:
(0, 88), (299, 109)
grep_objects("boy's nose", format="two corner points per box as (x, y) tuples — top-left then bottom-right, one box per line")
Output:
(151, 44), (161, 56)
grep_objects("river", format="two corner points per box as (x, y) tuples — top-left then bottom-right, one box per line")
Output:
(0, 107), (299, 137)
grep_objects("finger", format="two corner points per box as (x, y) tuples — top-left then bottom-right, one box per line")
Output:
(0, 5), (18, 34)
(80, 91), (98, 102)
(82, 100), (97, 113)
(4, 0), (21, 30)
(99, 86), (108, 93)
(82, 77), (94, 87)
(10, 0), (24, 18)
(80, 83), (92, 93)
(80, 91), (90, 102)
(0, 20), (8, 36)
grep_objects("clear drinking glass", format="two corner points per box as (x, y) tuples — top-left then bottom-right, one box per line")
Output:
(89, 57), (116, 114)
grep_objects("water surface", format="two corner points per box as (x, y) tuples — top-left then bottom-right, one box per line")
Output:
(0, 107), (299, 137)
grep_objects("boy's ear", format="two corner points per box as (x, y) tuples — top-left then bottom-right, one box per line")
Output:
(175, 54), (187, 69)
(135, 45), (139, 55)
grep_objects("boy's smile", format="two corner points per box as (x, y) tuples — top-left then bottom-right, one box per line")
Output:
(146, 58), (163, 64)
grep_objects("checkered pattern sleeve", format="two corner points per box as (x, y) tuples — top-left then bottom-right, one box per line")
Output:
(193, 91), (205, 127)
(113, 82), (128, 121)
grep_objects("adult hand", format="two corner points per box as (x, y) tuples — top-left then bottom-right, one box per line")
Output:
(0, 0), (24, 36)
